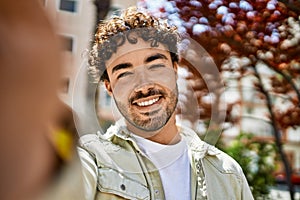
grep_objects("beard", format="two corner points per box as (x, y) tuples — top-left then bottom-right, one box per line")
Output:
(114, 85), (178, 132)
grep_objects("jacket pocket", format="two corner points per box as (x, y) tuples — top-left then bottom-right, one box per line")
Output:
(97, 168), (150, 200)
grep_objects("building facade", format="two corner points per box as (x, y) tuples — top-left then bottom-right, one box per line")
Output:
(43, 0), (96, 105)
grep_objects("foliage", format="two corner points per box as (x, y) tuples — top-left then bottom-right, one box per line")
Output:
(219, 132), (279, 199)
(139, 0), (300, 129)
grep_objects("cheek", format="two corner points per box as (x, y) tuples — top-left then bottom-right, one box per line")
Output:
(112, 82), (133, 103)
(151, 70), (177, 91)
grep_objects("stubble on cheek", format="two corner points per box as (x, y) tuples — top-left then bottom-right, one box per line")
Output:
(116, 93), (177, 132)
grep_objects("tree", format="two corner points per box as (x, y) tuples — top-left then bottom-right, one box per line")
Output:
(94, 0), (111, 26)
(139, 0), (300, 199)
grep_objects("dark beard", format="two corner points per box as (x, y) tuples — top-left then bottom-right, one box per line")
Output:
(114, 86), (178, 132)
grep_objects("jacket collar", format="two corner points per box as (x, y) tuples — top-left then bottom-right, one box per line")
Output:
(104, 118), (132, 140)
(102, 118), (220, 159)
(178, 124), (220, 160)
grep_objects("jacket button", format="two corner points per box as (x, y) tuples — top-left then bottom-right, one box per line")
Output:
(120, 184), (126, 191)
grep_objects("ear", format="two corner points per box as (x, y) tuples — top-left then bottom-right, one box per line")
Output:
(173, 62), (178, 79)
(173, 62), (178, 72)
(104, 80), (113, 96)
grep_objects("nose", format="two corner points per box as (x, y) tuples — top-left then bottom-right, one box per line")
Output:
(134, 83), (155, 94)
(133, 66), (154, 93)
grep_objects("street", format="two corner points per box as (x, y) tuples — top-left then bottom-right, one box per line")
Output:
(269, 184), (300, 200)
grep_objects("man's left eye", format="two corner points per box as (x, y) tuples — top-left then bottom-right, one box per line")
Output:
(149, 64), (165, 70)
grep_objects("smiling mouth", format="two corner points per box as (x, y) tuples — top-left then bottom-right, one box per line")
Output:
(136, 97), (159, 107)
(132, 94), (162, 107)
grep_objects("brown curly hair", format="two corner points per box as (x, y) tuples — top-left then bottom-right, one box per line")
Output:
(88, 7), (179, 82)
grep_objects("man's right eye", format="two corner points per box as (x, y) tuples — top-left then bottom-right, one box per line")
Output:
(117, 72), (133, 79)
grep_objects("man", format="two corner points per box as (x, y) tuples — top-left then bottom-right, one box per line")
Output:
(78, 7), (253, 200)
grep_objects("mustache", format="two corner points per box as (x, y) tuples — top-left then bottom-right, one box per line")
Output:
(129, 88), (166, 103)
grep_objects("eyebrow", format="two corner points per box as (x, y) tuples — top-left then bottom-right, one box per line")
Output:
(112, 63), (132, 74)
(144, 53), (168, 63)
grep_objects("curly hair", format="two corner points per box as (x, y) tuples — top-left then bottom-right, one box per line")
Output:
(88, 7), (180, 82)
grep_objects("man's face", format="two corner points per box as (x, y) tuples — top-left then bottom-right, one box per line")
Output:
(105, 39), (178, 133)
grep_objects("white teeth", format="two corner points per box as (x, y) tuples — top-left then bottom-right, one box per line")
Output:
(137, 97), (159, 107)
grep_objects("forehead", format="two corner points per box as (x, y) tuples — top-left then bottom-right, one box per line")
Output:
(106, 38), (170, 69)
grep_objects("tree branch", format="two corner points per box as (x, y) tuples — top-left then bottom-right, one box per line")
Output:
(253, 63), (295, 200)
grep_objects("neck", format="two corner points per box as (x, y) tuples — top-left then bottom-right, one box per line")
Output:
(126, 113), (180, 145)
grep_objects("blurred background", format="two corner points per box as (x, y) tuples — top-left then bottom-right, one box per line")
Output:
(42, 0), (300, 199)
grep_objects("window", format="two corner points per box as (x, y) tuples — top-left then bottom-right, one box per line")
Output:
(59, 0), (77, 12)
(60, 35), (74, 52)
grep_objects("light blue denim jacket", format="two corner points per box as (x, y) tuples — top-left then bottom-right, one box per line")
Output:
(78, 121), (254, 200)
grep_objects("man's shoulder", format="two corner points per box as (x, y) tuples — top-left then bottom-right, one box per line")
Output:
(204, 148), (244, 175)
(78, 132), (123, 167)
(178, 124), (243, 175)
(79, 121), (125, 151)
(80, 132), (110, 147)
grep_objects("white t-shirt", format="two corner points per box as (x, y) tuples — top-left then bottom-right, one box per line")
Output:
(132, 134), (191, 200)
